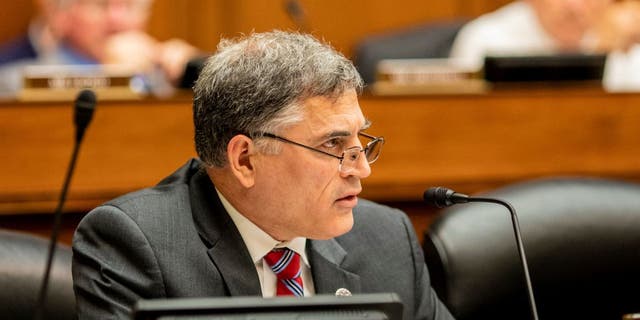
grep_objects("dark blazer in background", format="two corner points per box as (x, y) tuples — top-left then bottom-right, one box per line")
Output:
(72, 158), (454, 320)
(0, 34), (37, 65)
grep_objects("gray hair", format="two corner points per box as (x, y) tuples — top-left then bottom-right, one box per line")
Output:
(193, 30), (363, 167)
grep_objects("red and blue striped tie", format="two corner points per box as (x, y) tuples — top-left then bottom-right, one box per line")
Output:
(264, 248), (303, 296)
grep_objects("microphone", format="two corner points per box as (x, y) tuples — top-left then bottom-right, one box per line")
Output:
(423, 187), (469, 208)
(74, 89), (97, 142)
(424, 187), (539, 320)
(34, 89), (97, 320)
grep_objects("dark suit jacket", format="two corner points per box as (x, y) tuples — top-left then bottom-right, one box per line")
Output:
(72, 158), (454, 320)
(0, 34), (37, 65)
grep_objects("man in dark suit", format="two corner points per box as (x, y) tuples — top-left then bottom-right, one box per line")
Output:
(72, 30), (455, 320)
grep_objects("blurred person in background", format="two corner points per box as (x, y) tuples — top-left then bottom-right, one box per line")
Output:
(449, 0), (640, 91)
(0, 0), (201, 96)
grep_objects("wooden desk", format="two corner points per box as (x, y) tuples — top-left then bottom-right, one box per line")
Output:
(0, 97), (196, 215)
(361, 88), (640, 202)
(1, 88), (640, 218)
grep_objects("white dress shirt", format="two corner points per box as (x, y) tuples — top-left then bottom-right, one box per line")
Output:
(215, 189), (316, 297)
(450, 1), (557, 71)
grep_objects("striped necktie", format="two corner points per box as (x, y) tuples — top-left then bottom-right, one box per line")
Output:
(264, 248), (304, 296)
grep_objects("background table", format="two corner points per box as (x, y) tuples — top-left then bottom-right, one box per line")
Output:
(2, 87), (639, 242)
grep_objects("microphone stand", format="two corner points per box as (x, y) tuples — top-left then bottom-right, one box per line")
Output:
(468, 197), (539, 320)
(33, 89), (95, 320)
(33, 140), (82, 320)
(424, 187), (539, 320)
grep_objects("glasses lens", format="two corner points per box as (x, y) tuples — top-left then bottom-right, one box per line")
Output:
(339, 134), (384, 173)
(359, 133), (384, 164)
(365, 139), (382, 163)
(346, 149), (360, 162)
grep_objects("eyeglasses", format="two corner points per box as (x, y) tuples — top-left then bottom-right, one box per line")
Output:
(258, 132), (384, 173)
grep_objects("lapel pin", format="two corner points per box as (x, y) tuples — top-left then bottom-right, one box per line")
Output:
(335, 288), (352, 296)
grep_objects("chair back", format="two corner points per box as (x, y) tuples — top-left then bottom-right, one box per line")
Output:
(353, 20), (466, 84)
(423, 177), (640, 320)
(0, 229), (76, 319)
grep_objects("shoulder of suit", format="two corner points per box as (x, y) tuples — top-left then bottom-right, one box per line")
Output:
(353, 198), (408, 228)
(102, 158), (202, 213)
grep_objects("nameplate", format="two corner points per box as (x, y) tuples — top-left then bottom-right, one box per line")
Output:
(19, 64), (142, 101)
(372, 58), (488, 95)
(24, 75), (131, 90)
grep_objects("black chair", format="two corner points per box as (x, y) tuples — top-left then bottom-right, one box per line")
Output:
(423, 177), (640, 320)
(353, 20), (467, 85)
(0, 229), (76, 319)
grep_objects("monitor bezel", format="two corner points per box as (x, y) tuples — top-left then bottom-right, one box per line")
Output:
(131, 293), (404, 320)
(483, 53), (607, 83)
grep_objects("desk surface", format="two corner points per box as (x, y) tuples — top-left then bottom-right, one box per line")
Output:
(1, 88), (640, 215)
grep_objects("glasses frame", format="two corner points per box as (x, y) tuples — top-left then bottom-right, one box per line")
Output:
(258, 131), (384, 171)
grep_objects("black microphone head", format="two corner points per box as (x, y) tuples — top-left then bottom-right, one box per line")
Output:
(424, 187), (471, 208)
(423, 187), (456, 208)
(74, 89), (97, 141)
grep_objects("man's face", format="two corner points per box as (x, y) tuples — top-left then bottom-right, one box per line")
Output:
(530, 0), (613, 49)
(61, 0), (152, 60)
(251, 89), (372, 241)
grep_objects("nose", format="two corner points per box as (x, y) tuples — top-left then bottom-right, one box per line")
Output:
(340, 150), (372, 179)
(358, 158), (372, 179)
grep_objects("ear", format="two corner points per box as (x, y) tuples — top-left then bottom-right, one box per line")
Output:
(226, 134), (257, 188)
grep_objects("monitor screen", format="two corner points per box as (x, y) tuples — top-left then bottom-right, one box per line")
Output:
(483, 53), (606, 82)
(178, 56), (207, 89)
(131, 293), (404, 320)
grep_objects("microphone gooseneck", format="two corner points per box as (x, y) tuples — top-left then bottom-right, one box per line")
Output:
(34, 89), (97, 320)
(424, 187), (539, 320)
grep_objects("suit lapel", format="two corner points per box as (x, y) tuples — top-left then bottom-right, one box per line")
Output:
(206, 234), (262, 296)
(309, 239), (361, 295)
(189, 167), (262, 296)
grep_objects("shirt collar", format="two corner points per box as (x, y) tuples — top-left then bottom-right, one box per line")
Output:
(215, 188), (309, 267)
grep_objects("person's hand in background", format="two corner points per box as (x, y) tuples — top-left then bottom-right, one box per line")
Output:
(102, 30), (158, 73)
(103, 30), (201, 86)
(157, 38), (201, 85)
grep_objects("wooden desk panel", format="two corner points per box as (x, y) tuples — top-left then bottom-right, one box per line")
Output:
(0, 98), (196, 214)
(359, 90), (640, 201)
(1, 89), (640, 216)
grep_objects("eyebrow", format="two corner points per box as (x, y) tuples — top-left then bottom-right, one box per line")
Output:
(320, 119), (373, 140)
(322, 119), (371, 144)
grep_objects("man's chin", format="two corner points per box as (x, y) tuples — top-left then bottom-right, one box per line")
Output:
(310, 216), (354, 240)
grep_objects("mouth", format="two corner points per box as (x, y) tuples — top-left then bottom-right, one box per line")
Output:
(335, 190), (361, 208)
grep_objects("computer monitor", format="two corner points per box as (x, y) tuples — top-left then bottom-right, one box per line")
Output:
(483, 53), (606, 82)
(131, 293), (404, 320)
(178, 56), (207, 89)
